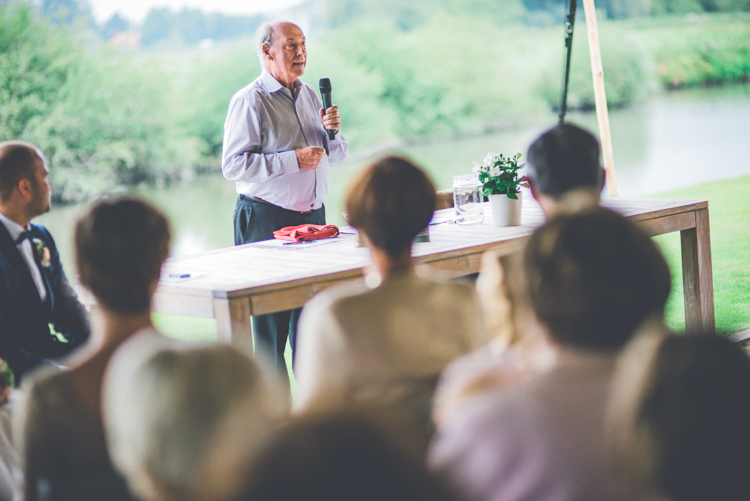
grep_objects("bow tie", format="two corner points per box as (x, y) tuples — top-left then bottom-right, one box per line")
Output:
(14, 231), (31, 245)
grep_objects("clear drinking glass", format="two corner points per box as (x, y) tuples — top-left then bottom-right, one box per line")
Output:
(452, 175), (484, 225)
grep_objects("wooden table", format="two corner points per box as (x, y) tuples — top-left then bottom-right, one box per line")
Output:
(154, 197), (714, 344)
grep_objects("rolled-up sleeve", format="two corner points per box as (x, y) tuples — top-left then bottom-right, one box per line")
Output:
(221, 95), (299, 183)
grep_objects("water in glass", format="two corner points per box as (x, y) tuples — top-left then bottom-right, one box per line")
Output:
(452, 175), (484, 225)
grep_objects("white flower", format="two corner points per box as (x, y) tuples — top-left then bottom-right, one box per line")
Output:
(472, 161), (481, 173)
(483, 152), (494, 167)
(490, 165), (501, 177)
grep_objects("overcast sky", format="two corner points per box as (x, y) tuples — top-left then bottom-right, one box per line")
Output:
(89, 0), (306, 23)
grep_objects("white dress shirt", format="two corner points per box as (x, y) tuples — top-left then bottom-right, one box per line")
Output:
(221, 70), (349, 212)
(0, 212), (46, 301)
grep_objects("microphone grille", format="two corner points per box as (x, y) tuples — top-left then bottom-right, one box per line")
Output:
(319, 78), (332, 92)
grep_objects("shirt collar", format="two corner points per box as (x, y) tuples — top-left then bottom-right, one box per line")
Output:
(260, 69), (284, 93)
(260, 69), (303, 96)
(0, 210), (27, 242)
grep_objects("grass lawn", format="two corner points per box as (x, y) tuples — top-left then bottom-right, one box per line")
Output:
(152, 174), (750, 387)
(649, 175), (750, 335)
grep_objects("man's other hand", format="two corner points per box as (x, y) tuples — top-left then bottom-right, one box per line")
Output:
(295, 146), (326, 170)
(319, 106), (341, 132)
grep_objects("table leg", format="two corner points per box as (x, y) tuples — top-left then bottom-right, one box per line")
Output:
(680, 208), (715, 332)
(213, 297), (253, 352)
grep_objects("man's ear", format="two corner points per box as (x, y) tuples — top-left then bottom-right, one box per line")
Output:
(263, 44), (272, 60)
(17, 178), (33, 200)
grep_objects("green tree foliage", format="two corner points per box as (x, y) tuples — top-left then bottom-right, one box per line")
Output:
(175, 41), (262, 159)
(323, 0), (524, 29)
(539, 24), (653, 110)
(651, 21), (750, 87)
(322, 14), (522, 138)
(141, 7), (263, 46)
(606, 0), (652, 19)
(41, 0), (93, 26)
(1, 2), (197, 202)
(0, 2), (77, 139)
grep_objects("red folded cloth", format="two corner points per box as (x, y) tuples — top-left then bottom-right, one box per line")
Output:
(273, 224), (340, 243)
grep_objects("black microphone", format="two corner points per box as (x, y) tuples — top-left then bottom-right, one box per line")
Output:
(319, 78), (336, 140)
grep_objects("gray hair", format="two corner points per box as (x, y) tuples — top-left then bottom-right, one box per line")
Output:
(104, 344), (282, 501)
(255, 22), (275, 69)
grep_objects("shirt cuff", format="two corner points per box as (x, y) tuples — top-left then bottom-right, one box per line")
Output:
(280, 150), (300, 173)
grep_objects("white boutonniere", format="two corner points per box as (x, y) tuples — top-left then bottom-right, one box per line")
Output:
(32, 238), (51, 268)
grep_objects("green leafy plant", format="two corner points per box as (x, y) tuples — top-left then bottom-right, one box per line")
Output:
(473, 152), (526, 199)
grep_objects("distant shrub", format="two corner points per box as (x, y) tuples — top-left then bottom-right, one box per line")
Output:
(654, 25), (750, 87)
(539, 25), (653, 110)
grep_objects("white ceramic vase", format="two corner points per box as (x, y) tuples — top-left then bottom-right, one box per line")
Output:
(489, 192), (522, 227)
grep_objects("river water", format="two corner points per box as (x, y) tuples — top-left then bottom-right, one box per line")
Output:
(39, 84), (750, 272)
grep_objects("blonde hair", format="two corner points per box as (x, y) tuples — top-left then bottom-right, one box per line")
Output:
(105, 344), (278, 501)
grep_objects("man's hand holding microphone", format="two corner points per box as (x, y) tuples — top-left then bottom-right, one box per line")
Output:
(295, 77), (341, 171)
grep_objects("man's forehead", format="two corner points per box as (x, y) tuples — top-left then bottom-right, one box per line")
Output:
(272, 22), (304, 40)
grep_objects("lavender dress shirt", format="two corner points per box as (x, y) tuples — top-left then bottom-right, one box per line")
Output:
(221, 70), (349, 212)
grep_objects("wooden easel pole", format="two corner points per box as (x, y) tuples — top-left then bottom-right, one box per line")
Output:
(581, 0), (618, 196)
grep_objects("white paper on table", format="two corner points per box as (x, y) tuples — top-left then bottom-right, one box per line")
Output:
(251, 238), (341, 250)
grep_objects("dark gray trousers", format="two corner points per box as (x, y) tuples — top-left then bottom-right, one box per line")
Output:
(233, 195), (325, 376)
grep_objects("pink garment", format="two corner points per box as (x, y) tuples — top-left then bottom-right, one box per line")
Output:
(429, 348), (632, 501)
(273, 224), (339, 242)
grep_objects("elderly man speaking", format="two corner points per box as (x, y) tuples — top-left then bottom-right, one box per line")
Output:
(221, 21), (348, 378)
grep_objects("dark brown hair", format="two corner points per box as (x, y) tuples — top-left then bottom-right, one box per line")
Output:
(75, 197), (170, 315)
(240, 412), (461, 501)
(610, 333), (750, 501)
(526, 123), (603, 198)
(524, 208), (670, 350)
(0, 141), (43, 203)
(345, 156), (436, 256)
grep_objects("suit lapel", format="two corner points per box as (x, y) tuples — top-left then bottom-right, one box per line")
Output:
(27, 227), (53, 315)
(0, 222), (45, 308)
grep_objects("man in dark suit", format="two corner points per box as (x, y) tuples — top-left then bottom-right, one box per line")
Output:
(0, 141), (89, 381)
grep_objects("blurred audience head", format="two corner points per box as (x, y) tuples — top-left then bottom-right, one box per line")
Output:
(526, 123), (604, 215)
(0, 359), (13, 403)
(105, 344), (277, 501)
(524, 208), (670, 350)
(0, 141), (50, 218)
(607, 332), (750, 501)
(240, 412), (460, 501)
(346, 156), (436, 257)
(75, 197), (170, 315)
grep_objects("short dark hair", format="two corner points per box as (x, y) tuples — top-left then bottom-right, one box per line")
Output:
(345, 156), (436, 256)
(0, 141), (44, 203)
(526, 123), (603, 198)
(75, 197), (171, 315)
(524, 208), (670, 350)
(240, 413), (461, 501)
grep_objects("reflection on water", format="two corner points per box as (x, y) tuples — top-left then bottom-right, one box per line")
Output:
(39, 84), (750, 273)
